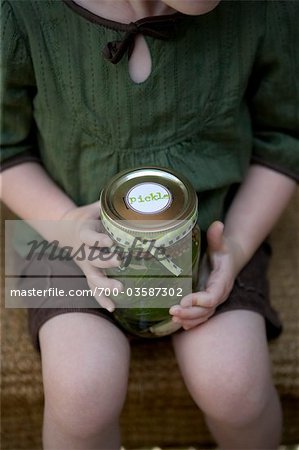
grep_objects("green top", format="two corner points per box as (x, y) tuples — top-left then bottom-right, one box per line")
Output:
(1, 0), (299, 233)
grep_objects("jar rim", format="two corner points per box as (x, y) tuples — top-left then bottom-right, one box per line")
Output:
(100, 166), (198, 236)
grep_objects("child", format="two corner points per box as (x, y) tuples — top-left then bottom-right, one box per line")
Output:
(1, 0), (298, 448)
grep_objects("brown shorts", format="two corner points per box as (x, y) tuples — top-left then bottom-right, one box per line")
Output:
(15, 241), (282, 351)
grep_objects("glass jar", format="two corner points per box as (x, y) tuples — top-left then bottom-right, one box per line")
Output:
(99, 167), (200, 338)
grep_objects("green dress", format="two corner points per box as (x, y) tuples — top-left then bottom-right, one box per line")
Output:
(2, 0), (298, 342)
(1, 0), (299, 233)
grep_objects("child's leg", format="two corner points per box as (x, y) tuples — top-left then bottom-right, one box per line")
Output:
(172, 310), (282, 449)
(39, 312), (130, 450)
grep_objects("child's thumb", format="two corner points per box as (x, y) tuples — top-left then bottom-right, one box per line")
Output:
(206, 221), (225, 253)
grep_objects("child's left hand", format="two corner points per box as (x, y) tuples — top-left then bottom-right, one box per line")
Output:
(169, 221), (242, 331)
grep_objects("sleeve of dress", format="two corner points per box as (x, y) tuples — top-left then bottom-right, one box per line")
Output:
(249, 1), (299, 182)
(0, 0), (41, 172)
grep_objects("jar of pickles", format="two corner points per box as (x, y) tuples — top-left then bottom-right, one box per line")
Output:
(99, 167), (200, 337)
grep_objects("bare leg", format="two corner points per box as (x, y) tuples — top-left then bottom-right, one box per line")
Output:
(172, 310), (282, 449)
(39, 312), (130, 450)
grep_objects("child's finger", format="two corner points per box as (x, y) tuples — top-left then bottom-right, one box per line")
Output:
(181, 262), (232, 308)
(87, 272), (123, 293)
(79, 228), (114, 247)
(206, 220), (225, 253)
(169, 305), (209, 320)
(88, 282), (116, 312)
(179, 287), (223, 308)
(84, 264), (122, 288)
(88, 252), (121, 269)
(87, 276), (119, 312)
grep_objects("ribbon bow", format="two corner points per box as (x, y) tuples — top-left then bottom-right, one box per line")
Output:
(102, 14), (182, 64)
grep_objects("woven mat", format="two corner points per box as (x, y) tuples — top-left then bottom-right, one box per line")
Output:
(120, 447), (299, 450)
(1, 191), (299, 449)
(268, 192), (299, 397)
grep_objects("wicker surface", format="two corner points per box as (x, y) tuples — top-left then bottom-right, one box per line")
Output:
(1, 191), (299, 449)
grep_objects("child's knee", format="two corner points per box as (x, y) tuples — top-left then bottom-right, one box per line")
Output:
(192, 366), (273, 427)
(43, 365), (128, 438)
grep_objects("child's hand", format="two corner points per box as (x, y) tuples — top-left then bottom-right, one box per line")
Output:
(169, 221), (241, 331)
(58, 202), (122, 312)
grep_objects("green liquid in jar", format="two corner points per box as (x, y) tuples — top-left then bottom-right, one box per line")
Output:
(107, 226), (200, 338)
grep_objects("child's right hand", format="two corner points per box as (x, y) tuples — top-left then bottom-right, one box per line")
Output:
(0, 162), (121, 311)
(58, 202), (122, 312)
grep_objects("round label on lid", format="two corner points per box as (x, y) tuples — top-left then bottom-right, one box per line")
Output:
(126, 182), (172, 214)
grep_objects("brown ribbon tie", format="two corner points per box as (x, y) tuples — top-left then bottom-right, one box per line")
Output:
(102, 14), (182, 65)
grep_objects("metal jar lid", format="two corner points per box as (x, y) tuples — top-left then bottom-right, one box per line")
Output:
(100, 166), (198, 237)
